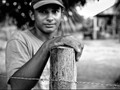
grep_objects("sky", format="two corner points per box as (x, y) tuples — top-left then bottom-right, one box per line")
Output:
(76, 0), (117, 18)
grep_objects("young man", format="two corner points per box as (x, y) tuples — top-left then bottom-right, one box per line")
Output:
(6, 0), (84, 89)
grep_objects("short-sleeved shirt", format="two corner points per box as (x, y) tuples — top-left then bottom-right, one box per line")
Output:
(6, 28), (50, 89)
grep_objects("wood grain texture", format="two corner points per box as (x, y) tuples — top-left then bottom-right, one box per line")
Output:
(50, 46), (77, 89)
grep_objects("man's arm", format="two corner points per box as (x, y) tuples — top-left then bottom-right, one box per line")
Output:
(8, 41), (50, 90)
(7, 35), (83, 90)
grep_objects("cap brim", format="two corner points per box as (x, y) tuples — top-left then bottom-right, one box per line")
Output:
(33, 0), (64, 9)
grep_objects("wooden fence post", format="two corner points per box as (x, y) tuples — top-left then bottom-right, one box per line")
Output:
(50, 46), (77, 90)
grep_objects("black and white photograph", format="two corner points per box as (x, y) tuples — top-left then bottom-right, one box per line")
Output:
(0, 0), (120, 89)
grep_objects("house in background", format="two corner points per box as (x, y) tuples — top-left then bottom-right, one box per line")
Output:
(76, 0), (118, 39)
(95, 5), (118, 39)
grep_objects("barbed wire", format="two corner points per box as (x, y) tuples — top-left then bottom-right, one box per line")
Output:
(0, 75), (120, 88)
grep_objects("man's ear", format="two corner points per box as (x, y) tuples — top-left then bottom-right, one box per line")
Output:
(29, 10), (35, 21)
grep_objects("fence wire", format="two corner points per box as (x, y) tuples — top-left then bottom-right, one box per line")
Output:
(0, 75), (120, 88)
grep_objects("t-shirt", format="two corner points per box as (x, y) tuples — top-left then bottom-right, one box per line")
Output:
(6, 28), (50, 89)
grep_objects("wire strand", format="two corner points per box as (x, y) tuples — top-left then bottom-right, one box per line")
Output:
(0, 75), (120, 88)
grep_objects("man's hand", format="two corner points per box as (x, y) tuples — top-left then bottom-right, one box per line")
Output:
(43, 35), (84, 61)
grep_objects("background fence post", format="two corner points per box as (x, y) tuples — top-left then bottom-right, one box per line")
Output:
(50, 46), (77, 90)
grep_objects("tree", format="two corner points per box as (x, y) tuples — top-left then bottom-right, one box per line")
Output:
(0, 0), (87, 28)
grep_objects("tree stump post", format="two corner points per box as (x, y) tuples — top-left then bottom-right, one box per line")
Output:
(50, 46), (77, 90)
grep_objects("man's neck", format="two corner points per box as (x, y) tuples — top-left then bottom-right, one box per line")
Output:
(32, 26), (58, 41)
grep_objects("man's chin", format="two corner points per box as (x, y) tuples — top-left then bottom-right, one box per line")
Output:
(43, 30), (55, 34)
(44, 28), (56, 33)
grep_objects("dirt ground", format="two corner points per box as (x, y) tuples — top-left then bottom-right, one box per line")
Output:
(77, 39), (120, 89)
(0, 39), (120, 89)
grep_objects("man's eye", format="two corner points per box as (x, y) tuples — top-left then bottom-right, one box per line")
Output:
(38, 10), (48, 14)
(52, 9), (60, 14)
(42, 11), (48, 14)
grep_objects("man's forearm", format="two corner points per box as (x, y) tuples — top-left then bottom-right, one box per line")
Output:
(9, 46), (50, 90)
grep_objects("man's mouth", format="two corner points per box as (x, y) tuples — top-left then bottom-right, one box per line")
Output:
(44, 24), (55, 28)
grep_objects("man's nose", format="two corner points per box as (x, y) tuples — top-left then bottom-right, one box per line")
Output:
(47, 13), (54, 22)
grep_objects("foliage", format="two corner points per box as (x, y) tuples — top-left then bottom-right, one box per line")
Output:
(114, 0), (120, 13)
(0, 0), (87, 28)
(63, 0), (86, 10)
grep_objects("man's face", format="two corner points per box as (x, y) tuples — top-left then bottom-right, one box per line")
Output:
(34, 4), (62, 34)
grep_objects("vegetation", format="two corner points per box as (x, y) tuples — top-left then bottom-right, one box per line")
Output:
(0, 0), (87, 28)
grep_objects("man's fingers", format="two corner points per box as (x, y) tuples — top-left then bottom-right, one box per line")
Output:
(54, 42), (64, 46)
(71, 42), (84, 54)
(51, 36), (84, 62)
(76, 44), (84, 61)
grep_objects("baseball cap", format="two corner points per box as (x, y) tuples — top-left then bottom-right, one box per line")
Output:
(31, 0), (64, 9)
